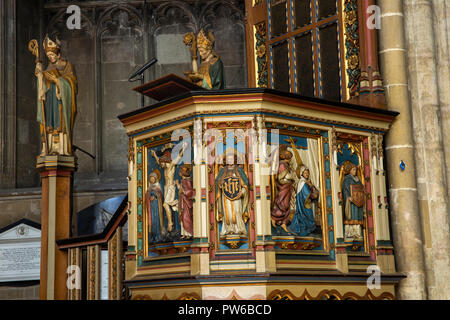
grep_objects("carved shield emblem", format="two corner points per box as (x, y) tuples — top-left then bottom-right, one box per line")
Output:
(222, 176), (242, 200)
(350, 184), (365, 208)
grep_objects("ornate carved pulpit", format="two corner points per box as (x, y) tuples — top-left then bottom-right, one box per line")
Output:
(119, 80), (403, 300)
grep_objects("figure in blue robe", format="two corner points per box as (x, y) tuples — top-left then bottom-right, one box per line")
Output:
(146, 173), (165, 244)
(289, 166), (320, 237)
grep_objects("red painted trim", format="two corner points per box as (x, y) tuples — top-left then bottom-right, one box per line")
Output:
(363, 137), (376, 260)
(41, 169), (74, 178)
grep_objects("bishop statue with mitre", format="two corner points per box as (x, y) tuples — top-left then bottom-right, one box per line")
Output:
(30, 35), (78, 156)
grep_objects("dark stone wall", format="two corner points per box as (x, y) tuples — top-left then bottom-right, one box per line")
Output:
(6, 0), (247, 190)
(42, 0), (247, 190)
(16, 0), (42, 188)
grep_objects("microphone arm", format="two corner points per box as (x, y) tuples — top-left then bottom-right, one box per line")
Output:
(129, 58), (158, 109)
(128, 58), (157, 81)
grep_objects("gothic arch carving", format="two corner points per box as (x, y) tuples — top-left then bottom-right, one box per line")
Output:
(47, 8), (95, 38)
(150, 1), (197, 34)
(199, 0), (245, 31)
(97, 4), (144, 37)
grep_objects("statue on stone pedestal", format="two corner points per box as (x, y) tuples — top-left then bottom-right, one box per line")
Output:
(29, 35), (78, 156)
(184, 29), (225, 90)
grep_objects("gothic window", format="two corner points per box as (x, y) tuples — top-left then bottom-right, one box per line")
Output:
(268, 0), (344, 101)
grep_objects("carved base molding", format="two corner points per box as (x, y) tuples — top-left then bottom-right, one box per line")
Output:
(148, 240), (193, 256)
(128, 280), (396, 300)
(272, 236), (322, 251)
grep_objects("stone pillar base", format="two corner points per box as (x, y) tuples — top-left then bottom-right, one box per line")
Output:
(37, 155), (76, 300)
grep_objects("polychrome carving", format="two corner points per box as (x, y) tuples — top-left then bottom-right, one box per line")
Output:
(267, 126), (327, 251)
(143, 140), (193, 257)
(215, 149), (250, 246)
(336, 139), (369, 251)
(29, 35), (78, 156)
(184, 29), (225, 89)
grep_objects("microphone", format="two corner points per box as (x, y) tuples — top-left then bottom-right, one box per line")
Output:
(129, 58), (157, 81)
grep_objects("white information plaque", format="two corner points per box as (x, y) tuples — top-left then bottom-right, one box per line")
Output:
(0, 221), (41, 282)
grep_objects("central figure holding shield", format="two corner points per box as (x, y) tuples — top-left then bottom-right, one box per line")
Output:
(215, 149), (250, 236)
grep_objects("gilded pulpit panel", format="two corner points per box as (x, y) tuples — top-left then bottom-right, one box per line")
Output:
(137, 129), (195, 261)
(332, 131), (377, 261)
(119, 88), (400, 299)
(206, 122), (256, 260)
(265, 123), (333, 256)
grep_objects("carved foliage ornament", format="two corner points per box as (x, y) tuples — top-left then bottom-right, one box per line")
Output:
(268, 289), (394, 300)
(344, 0), (361, 97)
(255, 22), (268, 87)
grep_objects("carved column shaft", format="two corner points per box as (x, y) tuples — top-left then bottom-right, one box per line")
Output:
(108, 227), (123, 300)
(38, 155), (76, 300)
(378, 0), (427, 299)
(87, 245), (101, 300)
(0, 0), (17, 188)
(190, 119), (210, 276)
(403, 0), (450, 300)
(67, 247), (82, 300)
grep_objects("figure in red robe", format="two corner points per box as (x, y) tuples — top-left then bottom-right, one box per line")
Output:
(271, 146), (295, 234)
(177, 164), (194, 239)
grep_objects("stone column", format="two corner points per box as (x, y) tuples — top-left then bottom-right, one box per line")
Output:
(38, 155), (77, 300)
(431, 0), (450, 202)
(0, 0), (17, 189)
(403, 0), (450, 300)
(378, 0), (427, 299)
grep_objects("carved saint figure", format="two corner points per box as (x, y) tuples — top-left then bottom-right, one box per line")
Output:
(342, 162), (365, 240)
(271, 146), (295, 233)
(151, 142), (188, 232)
(176, 164), (195, 239)
(215, 150), (249, 236)
(184, 29), (225, 90)
(145, 170), (164, 243)
(289, 166), (321, 236)
(31, 35), (78, 155)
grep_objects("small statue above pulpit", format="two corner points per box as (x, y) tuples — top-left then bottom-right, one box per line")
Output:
(183, 29), (225, 90)
(29, 35), (78, 156)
